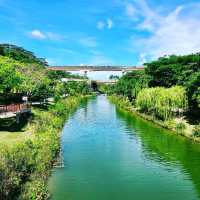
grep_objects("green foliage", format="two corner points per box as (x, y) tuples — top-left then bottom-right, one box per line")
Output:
(0, 44), (47, 66)
(53, 81), (91, 102)
(47, 70), (85, 81)
(108, 95), (132, 111)
(0, 57), (22, 93)
(192, 125), (200, 137)
(196, 88), (200, 108)
(109, 70), (150, 100)
(145, 54), (200, 109)
(63, 81), (91, 96)
(0, 56), (51, 101)
(145, 54), (200, 87)
(163, 119), (176, 130)
(186, 72), (200, 108)
(136, 86), (188, 120)
(20, 178), (49, 200)
(175, 122), (186, 134)
(0, 96), (86, 199)
(98, 83), (114, 94)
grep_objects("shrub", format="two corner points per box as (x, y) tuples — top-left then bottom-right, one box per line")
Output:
(176, 122), (186, 134)
(136, 86), (188, 120)
(108, 95), (132, 110)
(192, 125), (200, 137)
(163, 119), (176, 129)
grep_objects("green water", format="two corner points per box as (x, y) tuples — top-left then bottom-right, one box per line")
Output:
(48, 95), (200, 200)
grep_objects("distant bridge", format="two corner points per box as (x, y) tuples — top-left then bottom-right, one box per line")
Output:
(47, 66), (144, 72)
(61, 78), (116, 85)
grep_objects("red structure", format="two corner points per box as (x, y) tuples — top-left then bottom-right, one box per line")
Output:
(0, 103), (31, 114)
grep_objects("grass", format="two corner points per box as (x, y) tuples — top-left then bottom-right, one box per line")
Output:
(0, 115), (33, 146)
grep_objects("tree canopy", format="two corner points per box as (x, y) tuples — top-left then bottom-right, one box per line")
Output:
(145, 54), (200, 109)
(106, 53), (200, 114)
(108, 70), (150, 100)
(0, 44), (47, 66)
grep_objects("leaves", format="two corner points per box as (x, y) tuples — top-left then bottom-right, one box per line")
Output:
(136, 86), (188, 120)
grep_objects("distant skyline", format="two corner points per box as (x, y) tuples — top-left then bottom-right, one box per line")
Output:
(0, 0), (200, 66)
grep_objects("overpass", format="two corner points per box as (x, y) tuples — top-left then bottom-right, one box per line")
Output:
(47, 66), (145, 73)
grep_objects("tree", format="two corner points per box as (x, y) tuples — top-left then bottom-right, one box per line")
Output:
(0, 56), (52, 102)
(0, 44), (47, 66)
(186, 72), (200, 108)
(145, 54), (200, 110)
(136, 86), (188, 120)
(111, 70), (150, 100)
(0, 57), (22, 93)
(145, 54), (200, 88)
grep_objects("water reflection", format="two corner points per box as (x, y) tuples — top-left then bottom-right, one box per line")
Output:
(49, 96), (200, 200)
(116, 108), (200, 199)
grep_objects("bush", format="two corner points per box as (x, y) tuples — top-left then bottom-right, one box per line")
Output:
(108, 95), (132, 111)
(192, 125), (200, 137)
(176, 122), (186, 134)
(136, 86), (188, 120)
(20, 178), (49, 200)
(163, 119), (176, 129)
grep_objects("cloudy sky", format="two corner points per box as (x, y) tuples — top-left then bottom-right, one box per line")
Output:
(0, 0), (200, 66)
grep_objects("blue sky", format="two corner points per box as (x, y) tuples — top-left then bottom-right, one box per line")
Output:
(0, 0), (200, 66)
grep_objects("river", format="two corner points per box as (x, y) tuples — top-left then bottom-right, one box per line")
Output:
(48, 95), (200, 200)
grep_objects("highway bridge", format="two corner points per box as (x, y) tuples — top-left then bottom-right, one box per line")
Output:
(47, 66), (144, 72)
(47, 66), (145, 82)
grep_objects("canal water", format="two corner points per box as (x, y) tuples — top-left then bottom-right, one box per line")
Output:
(48, 95), (200, 200)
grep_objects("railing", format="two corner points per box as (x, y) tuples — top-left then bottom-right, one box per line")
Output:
(0, 103), (31, 114)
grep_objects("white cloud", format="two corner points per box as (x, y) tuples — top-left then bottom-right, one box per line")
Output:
(96, 18), (113, 30)
(126, 1), (200, 61)
(126, 3), (137, 18)
(46, 32), (65, 41)
(30, 30), (46, 39)
(79, 36), (97, 48)
(29, 30), (64, 41)
(138, 53), (147, 65)
(107, 18), (113, 29)
(97, 21), (105, 30)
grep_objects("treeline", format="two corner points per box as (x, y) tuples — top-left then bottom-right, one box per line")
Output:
(106, 54), (200, 112)
(105, 53), (200, 136)
(0, 44), (91, 103)
(0, 44), (47, 66)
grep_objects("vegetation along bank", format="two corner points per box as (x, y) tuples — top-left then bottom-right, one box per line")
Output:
(104, 53), (200, 141)
(0, 44), (93, 199)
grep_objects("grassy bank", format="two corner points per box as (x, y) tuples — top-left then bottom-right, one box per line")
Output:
(0, 95), (90, 200)
(108, 95), (199, 142)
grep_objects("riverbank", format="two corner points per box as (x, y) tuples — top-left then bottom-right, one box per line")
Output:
(0, 95), (91, 200)
(108, 95), (199, 142)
